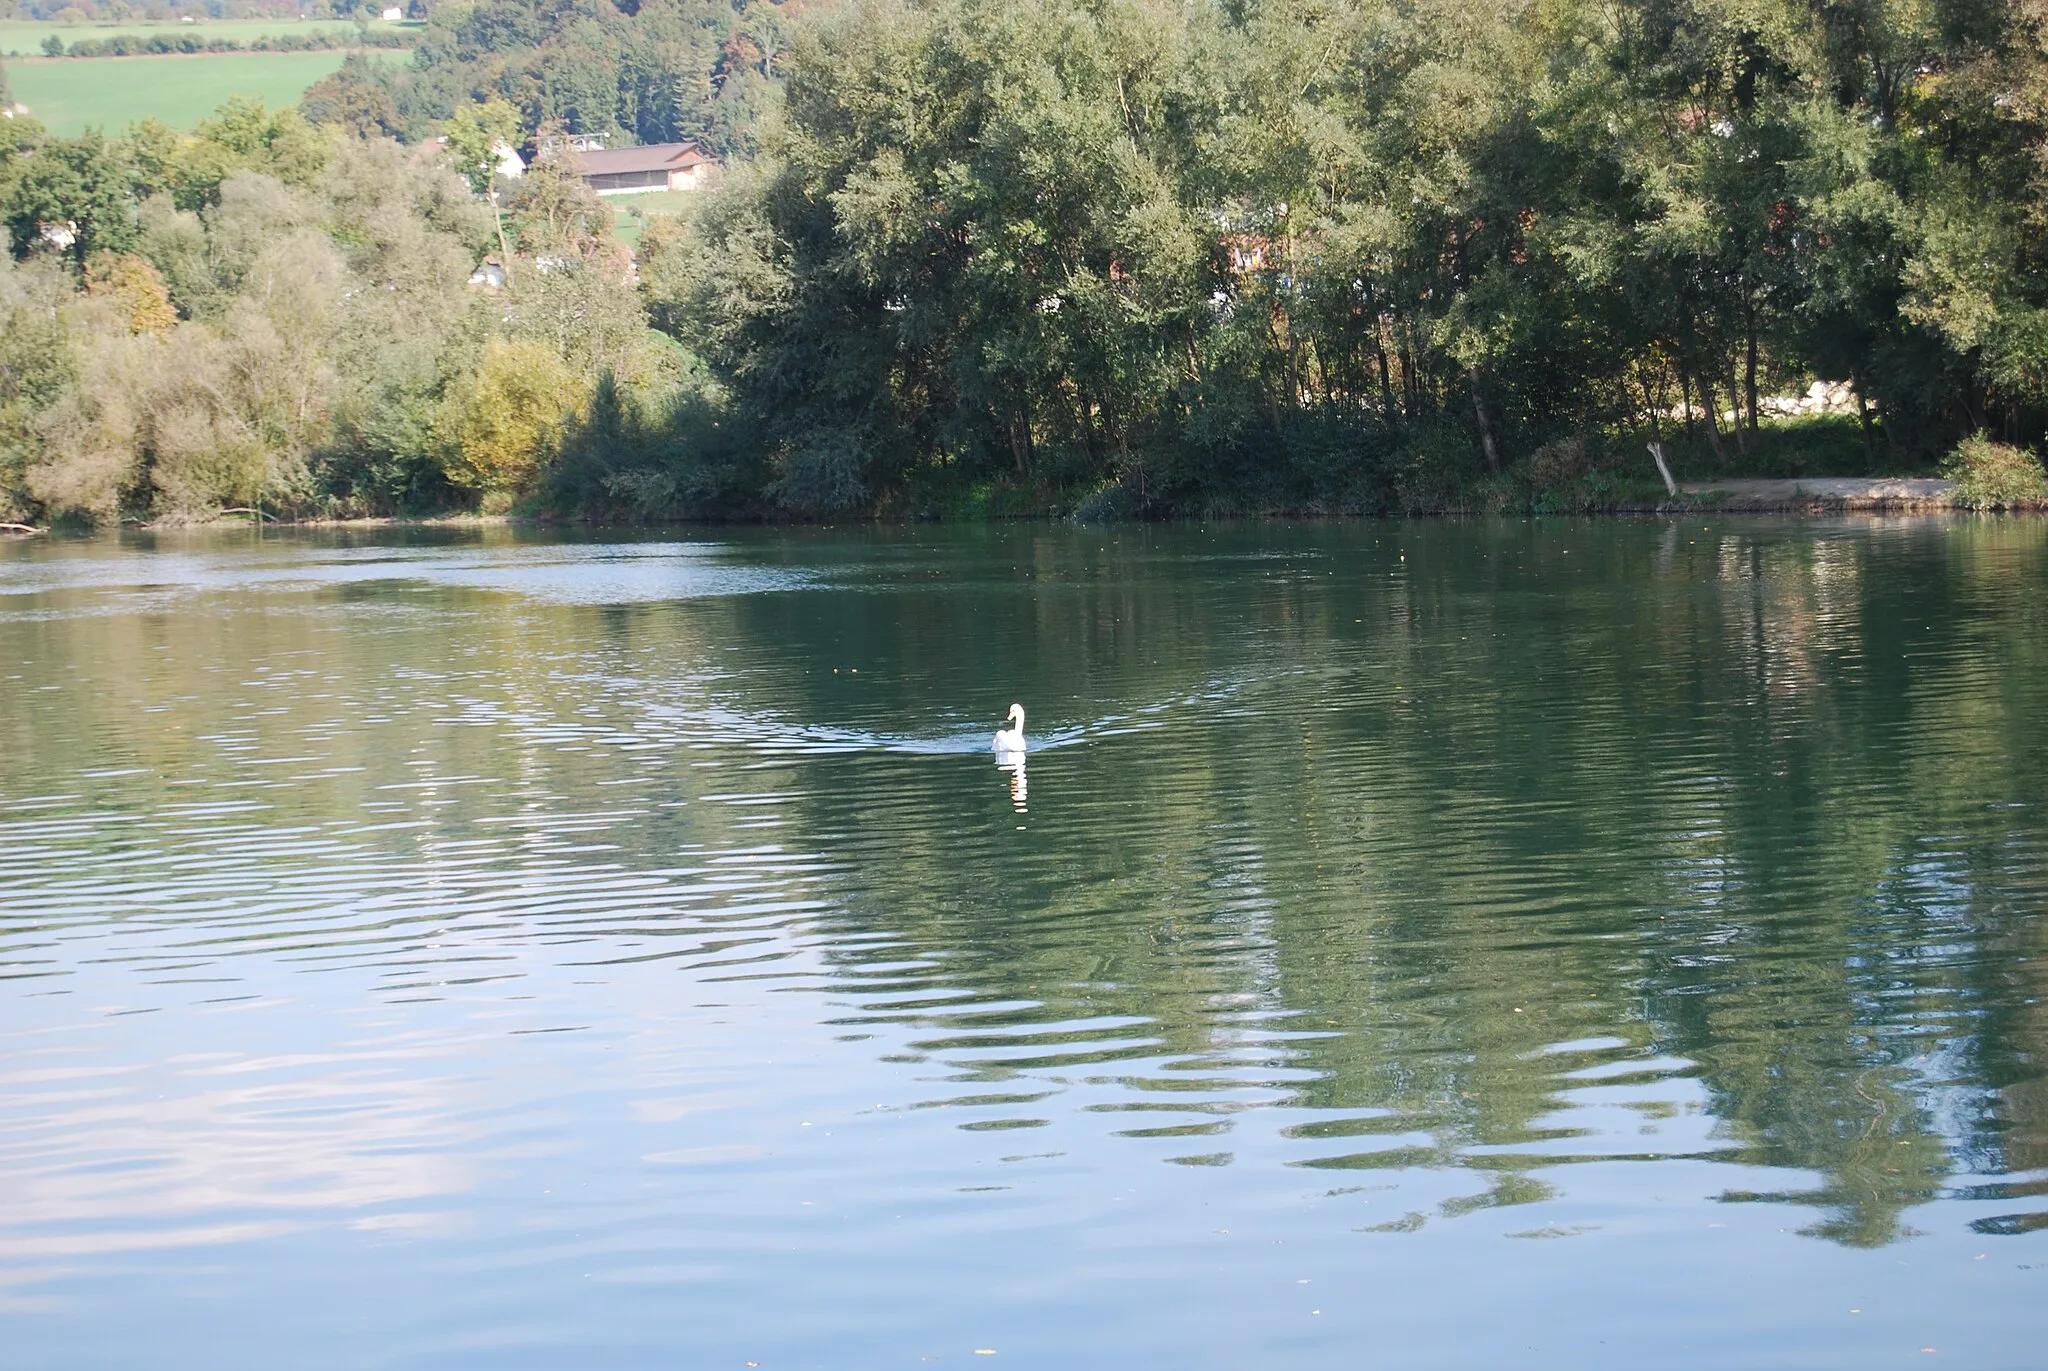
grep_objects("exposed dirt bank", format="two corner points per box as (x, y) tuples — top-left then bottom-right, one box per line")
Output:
(1676, 477), (1956, 512)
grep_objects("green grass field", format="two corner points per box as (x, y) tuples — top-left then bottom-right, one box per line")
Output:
(0, 18), (415, 57)
(611, 189), (707, 248)
(6, 51), (365, 134)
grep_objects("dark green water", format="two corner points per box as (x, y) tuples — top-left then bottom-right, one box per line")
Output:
(2, 519), (2044, 1367)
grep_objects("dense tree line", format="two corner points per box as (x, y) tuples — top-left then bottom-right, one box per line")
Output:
(633, 0), (2048, 516)
(0, 1), (359, 20)
(8, 0), (2048, 526)
(35, 27), (413, 56)
(300, 0), (793, 158)
(0, 99), (691, 526)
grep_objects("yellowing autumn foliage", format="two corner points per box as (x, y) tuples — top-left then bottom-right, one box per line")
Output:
(83, 253), (177, 337)
(436, 339), (586, 494)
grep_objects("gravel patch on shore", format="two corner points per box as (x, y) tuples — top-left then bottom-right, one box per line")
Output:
(1678, 477), (1955, 511)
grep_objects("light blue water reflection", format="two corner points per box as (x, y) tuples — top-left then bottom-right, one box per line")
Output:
(1, 520), (2043, 1367)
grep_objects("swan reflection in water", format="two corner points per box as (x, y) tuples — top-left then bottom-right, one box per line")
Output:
(996, 754), (1027, 812)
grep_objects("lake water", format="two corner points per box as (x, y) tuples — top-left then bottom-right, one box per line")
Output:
(2, 520), (2044, 1367)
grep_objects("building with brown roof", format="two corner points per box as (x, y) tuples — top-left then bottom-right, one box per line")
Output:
(570, 142), (719, 195)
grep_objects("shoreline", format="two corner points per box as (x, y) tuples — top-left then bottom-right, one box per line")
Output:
(4, 478), (2016, 535)
(1665, 477), (1958, 513)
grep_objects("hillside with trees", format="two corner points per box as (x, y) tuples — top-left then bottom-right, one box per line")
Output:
(300, 0), (793, 158)
(6, 0), (2048, 527)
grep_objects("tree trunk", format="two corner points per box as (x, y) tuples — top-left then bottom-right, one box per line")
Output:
(1374, 335), (1397, 424)
(1647, 442), (1679, 496)
(1854, 381), (1875, 468)
(1726, 363), (1748, 453)
(491, 192), (514, 284)
(1744, 299), (1760, 437)
(1104, 407), (1142, 510)
(1632, 362), (1662, 442)
(1008, 405), (1031, 475)
(1470, 375), (1501, 472)
(1404, 316), (1426, 418)
(1079, 389), (1102, 466)
(1963, 383), (1988, 433)
(1698, 372), (1730, 464)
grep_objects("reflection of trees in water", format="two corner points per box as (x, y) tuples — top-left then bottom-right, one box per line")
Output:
(11, 521), (2046, 1247)
(722, 520), (2048, 1246)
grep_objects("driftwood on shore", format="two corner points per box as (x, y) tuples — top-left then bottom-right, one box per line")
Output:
(0, 522), (45, 536)
(1646, 443), (1679, 497)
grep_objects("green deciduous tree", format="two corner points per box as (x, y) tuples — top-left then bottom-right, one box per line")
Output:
(444, 97), (523, 193)
(1, 132), (138, 266)
(636, 0), (2048, 514)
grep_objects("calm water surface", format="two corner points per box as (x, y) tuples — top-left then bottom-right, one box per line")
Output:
(2, 520), (2044, 1367)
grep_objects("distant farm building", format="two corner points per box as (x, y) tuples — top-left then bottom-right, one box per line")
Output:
(570, 142), (718, 195)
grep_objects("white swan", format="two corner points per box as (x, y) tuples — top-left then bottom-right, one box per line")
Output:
(993, 702), (1026, 756)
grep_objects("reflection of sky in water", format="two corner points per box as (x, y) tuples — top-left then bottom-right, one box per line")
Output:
(3, 523), (2047, 1367)
(0, 542), (817, 607)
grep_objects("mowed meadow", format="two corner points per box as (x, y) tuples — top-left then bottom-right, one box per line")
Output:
(6, 50), (375, 135)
